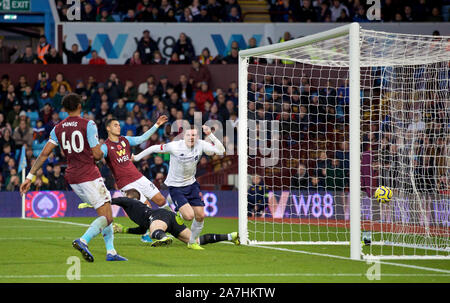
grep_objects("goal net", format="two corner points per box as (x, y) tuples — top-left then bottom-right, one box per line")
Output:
(238, 23), (450, 259)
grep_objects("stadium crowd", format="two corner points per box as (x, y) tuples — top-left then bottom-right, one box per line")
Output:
(54, 0), (450, 23)
(0, 58), (241, 191)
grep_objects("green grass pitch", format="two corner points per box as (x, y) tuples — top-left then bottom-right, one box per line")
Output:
(0, 217), (448, 283)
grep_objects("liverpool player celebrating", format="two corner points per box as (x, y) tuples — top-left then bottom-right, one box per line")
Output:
(100, 116), (169, 243)
(132, 125), (225, 250)
(20, 93), (127, 262)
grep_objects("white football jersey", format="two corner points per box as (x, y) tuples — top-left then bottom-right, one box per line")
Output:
(161, 139), (221, 187)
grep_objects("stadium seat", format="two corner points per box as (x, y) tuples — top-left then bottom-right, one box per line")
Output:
(126, 102), (135, 112)
(26, 111), (39, 123)
(59, 111), (69, 120)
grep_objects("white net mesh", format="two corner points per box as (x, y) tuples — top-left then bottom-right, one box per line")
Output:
(244, 28), (450, 257)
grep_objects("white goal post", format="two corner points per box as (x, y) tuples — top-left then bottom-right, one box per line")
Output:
(238, 22), (450, 260)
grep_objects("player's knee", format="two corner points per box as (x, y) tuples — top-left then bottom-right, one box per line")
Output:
(153, 194), (166, 207)
(182, 211), (195, 221)
(194, 212), (205, 222)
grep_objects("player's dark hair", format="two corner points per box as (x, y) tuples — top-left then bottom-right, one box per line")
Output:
(105, 118), (119, 128)
(125, 189), (141, 200)
(62, 93), (82, 112)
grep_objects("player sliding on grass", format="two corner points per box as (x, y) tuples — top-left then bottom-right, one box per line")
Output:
(132, 125), (225, 250)
(100, 116), (171, 243)
(112, 189), (239, 247)
(20, 93), (126, 262)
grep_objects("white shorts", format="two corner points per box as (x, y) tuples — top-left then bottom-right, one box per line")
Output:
(120, 176), (160, 203)
(71, 177), (111, 210)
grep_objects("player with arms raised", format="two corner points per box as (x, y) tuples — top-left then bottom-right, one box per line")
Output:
(98, 116), (170, 243)
(132, 125), (225, 250)
(20, 93), (127, 262)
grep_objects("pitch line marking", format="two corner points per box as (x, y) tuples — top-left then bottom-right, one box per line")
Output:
(250, 244), (450, 274)
(0, 273), (449, 280)
(19, 218), (450, 274)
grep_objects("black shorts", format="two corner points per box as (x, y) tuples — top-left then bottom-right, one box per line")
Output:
(150, 209), (187, 239)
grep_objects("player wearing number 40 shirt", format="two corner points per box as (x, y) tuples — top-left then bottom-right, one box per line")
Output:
(20, 93), (126, 262)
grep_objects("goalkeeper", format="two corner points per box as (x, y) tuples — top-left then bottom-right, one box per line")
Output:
(108, 189), (240, 247)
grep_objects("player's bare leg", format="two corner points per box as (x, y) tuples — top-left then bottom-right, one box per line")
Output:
(148, 220), (173, 247)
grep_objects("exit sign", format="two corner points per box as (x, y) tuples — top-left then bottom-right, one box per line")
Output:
(0, 0), (30, 12)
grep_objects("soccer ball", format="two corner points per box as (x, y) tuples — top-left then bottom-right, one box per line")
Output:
(374, 186), (393, 203)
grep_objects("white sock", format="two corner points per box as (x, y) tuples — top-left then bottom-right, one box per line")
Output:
(189, 219), (204, 244)
(227, 234), (232, 241)
(107, 249), (117, 255)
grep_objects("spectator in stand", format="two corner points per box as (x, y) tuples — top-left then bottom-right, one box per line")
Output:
(317, 1), (332, 22)
(21, 86), (38, 112)
(228, 6), (242, 22)
(50, 72), (72, 98)
(123, 80), (137, 103)
(189, 59), (211, 90)
(89, 50), (107, 65)
(14, 75), (28, 97)
(0, 38), (17, 63)
(353, 5), (368, 22)
(189, 0), (202, 20)
(123, 9), (137, 22)
(137, 30), (159, 64)
(197, 5), (212, 22)
(225, 0), (242, 18)
(52, 84), (70, 112)
(175, 74), (193, 102)
(30, 167), (49, 191)
(330, 0), (349, 22)
(6, 168), (20, 191)
(125, 50), (143, 65)
(151, 50), (166, 64)
(81, 2), (97, 21)
(0, 129), (14, 154)
(0, 143), (15, 172)
(198, 47), (213, 65)
(105, 73), (124, 101)
(113, 98), (128, 121)
(403, 5), (415, 22)
(194, 82), (214, 112)
(168, 52), (182, 64)
(336, 8), (352, 22)
(36, 35), (52, 64)
(15, 46), (43, 64)
(428, 7), (444, 22)
(121, 116), (137, 136)
(275, 0), (294, 22)
(48, 162), (66, 190)
(221, 47), (239, 64)
(97, 8), (115, 22)
(164, 8), (178, 22)
(180, 7), (194, 22)
(207, 0), (225, 22)
(291, 163), (309, 191)
(12, 119), (33, 149)
(149, 155), (169, 180)
(172, 33), (195, 64)
(62, 35), (92, 64)
(247, 174), (267, 217)
(297, 0), (317, 22)
(44, 48), (63, 64)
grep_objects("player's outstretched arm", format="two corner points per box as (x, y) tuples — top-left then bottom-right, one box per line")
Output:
(132, 142), (172, 162)
(126, 115), (168, 147)
(20, 141), (56, 195)
(201, 125), (225, 156)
